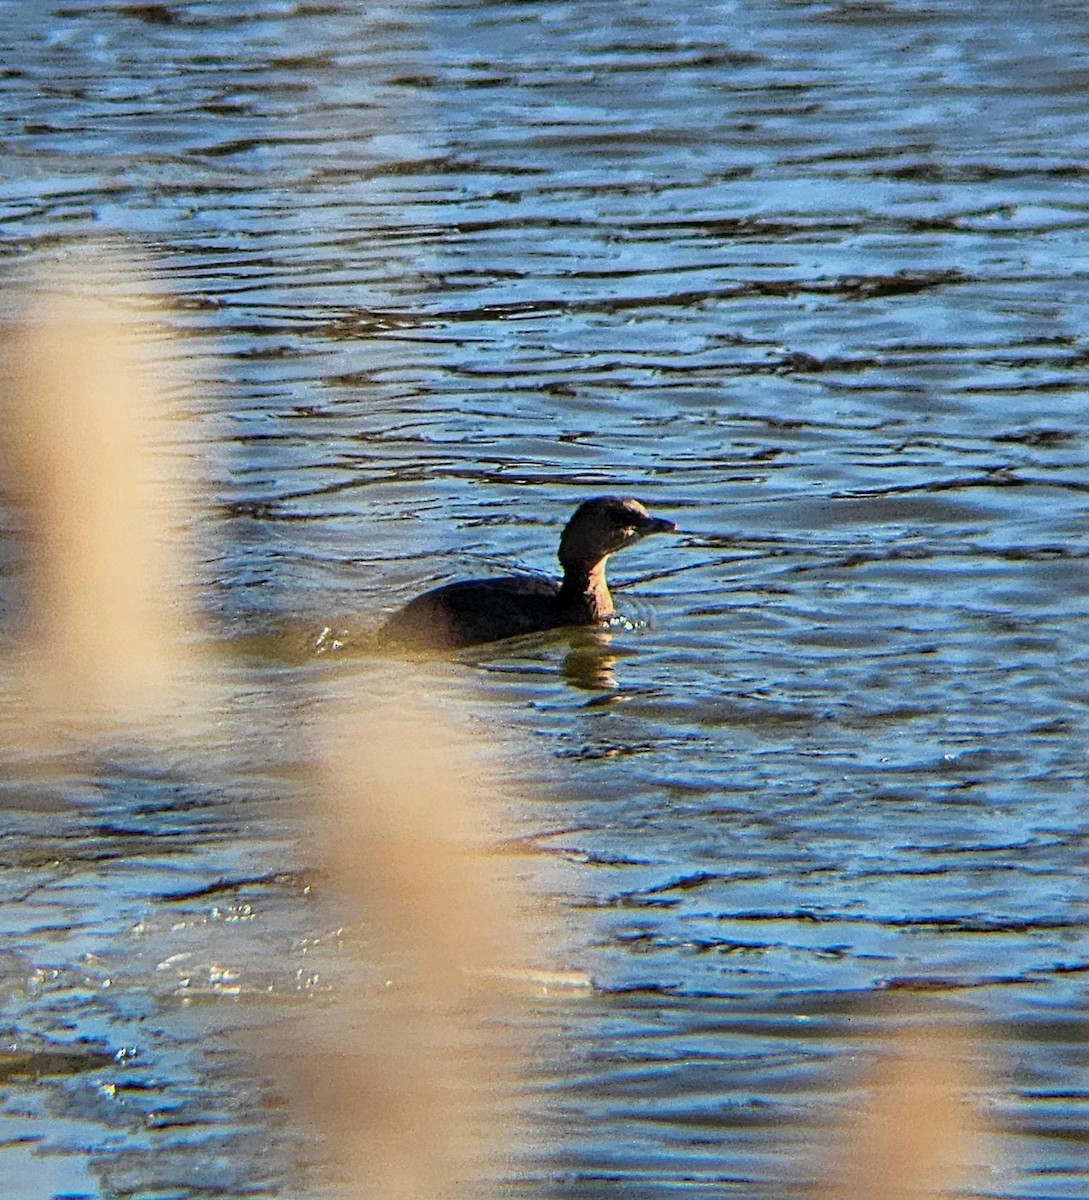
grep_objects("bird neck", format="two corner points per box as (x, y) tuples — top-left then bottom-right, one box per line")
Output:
(559, 558), (614, 622)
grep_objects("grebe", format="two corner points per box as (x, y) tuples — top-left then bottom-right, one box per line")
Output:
(380, 496), (676, 650)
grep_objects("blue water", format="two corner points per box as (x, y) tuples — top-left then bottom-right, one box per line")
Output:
(1, 1), (1087, 1196)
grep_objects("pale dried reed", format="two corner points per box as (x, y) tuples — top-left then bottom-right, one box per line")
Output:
(296, 694), (537, 1200)
(2, 251), (539, 1200)
(0, 252), (201, 737)
(818, 1020), (989, 1200)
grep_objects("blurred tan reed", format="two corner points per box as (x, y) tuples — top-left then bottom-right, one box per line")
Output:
(818, 1020), (987, 1200)
(0, 252), (200, 736)
(1, 251), (541, 1200)
(295, 694), (540, 1200)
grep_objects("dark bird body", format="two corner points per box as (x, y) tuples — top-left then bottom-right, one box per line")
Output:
(380, 496), (676, 651)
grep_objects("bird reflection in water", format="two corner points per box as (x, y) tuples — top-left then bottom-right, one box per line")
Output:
(561, 628), (622, 692)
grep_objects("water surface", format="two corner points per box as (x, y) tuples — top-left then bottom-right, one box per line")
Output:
(0, 1), (1087, 1197)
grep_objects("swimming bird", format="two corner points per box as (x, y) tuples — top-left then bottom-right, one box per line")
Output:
(380, 496), (677, 650)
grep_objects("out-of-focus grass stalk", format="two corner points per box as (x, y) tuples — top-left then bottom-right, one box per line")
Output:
(1, 253), (201, 736)
(819, 1021), (987, 1200)
(2, 251), (541, 1199)
(299, 696), (538, 1200)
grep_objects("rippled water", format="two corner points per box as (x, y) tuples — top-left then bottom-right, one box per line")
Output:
(1, 1), (1088, 1197)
